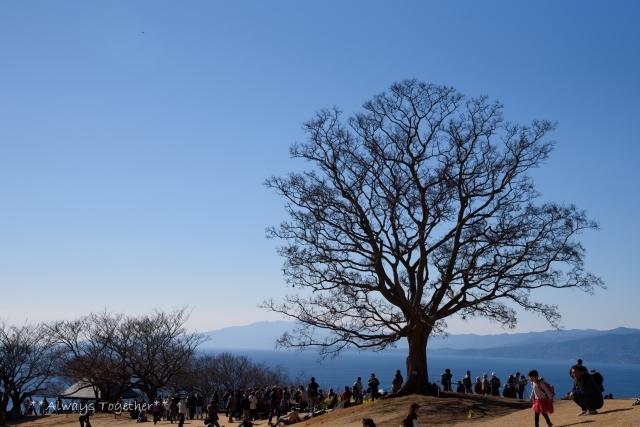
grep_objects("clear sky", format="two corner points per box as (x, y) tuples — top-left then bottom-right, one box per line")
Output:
(1, 1), (639, 336)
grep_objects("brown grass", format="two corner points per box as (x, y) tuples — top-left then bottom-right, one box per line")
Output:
(5, 396), (638, 427)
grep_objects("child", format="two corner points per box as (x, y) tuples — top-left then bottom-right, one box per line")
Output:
(528, 370), (553, 427)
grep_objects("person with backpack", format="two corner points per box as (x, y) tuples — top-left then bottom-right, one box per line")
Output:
(368, 374), (380, 401)
(400, 403), (420, 427)
(528, 370), (554, 427)
(590, 369), (604, 392)
(569, 364), (603, 416)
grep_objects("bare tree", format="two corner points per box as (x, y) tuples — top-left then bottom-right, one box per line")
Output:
(171, 353), (291, 397)
(113, 308), (205, 400)
(0, 321), (60, 417)
(47, 311), (131, 402)
(262, 80), (605, 395)
(48, 308), (205, 402)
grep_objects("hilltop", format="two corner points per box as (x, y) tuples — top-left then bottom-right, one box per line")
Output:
(5, 395), (638, 427)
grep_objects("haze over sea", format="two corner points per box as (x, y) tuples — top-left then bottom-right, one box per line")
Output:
(208, 349), (640, 399)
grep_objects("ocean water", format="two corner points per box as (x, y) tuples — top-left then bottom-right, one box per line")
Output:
(219, 349), (640, 399)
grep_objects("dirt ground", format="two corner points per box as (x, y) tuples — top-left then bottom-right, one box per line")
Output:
(5, 396), (638, 427)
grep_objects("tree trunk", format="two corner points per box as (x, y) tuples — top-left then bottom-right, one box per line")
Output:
(0, 393), (6, 426)
(397, 327), (434, 396)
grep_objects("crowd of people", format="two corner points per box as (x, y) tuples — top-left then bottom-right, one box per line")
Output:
(17, 357), (613, 427)
(439, 368), (528, 398)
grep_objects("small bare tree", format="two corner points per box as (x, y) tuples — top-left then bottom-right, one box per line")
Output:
(263, 79), (605, 395)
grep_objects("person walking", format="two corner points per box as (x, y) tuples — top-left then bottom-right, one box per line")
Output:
(528, 370), (554, 427)
(400, 403), (421, 427)
(206, 400), (221, 427)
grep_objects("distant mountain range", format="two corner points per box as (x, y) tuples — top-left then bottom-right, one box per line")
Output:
(198, 321), (640, 364)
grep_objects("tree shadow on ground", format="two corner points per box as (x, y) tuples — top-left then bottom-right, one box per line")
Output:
(553, 421), (595, 427)
(598, 407), (634, 414)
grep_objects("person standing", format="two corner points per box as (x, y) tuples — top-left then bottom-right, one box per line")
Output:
(392, 370), (403, 394)
(226, 392), (236, 423)
(353, 377), (363, 403)
(400, 403), (420, 427)
(297, 386), (307, 411)
(368, 374), (380, 401)
(187, 393), (196, 420)
(170, 394), (180, 424)
(481, 373), (490, 395)
(441, 369), (453, 392)
(462, 371), (472, 394)
(249, 391), (258, 420)
(517, 374), (528, 399)
(528, 370), (553, 427)
(195, 393), (204, 419)
(177, 397), (188, 427)
(307, 377), (320, 409)
(490, 373), (501, 396)
(474, 377), (483, 395)
(569, 364), (603, 416)
(152, 399), (162, 425)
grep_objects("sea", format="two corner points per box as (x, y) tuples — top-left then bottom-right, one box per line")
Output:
(217, 349), (640, 399)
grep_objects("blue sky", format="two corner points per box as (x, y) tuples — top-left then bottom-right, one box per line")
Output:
(1, 1), (638, 335)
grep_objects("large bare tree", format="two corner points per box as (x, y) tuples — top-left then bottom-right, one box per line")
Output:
(113, 308), (206, 400)
(47, 311), (131, 402)
(0, 322), (60, 417)
(262, 80), (605, 395)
